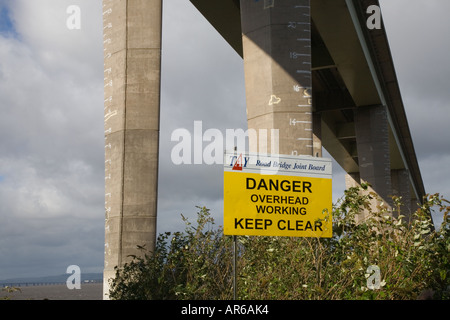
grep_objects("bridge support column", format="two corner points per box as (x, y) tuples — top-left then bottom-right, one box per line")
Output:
(391, 169), (413, 221)
(355, 105), (392, 206)
(102, 0), (162, 299)
(313, 113), (323, 157)
(345, 172), (369, 224)
(240, 0), (313, 156)
(350, 105), (392, 221)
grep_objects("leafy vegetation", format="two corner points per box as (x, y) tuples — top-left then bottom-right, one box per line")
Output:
(109, 186), (450, 300)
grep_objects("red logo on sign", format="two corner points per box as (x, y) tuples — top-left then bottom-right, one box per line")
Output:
(232, 154), (243, 171)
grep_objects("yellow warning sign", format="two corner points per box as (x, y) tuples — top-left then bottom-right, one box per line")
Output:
(223, 153), (332, 238)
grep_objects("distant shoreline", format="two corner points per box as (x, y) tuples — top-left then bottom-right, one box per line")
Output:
(1, 282), (103, 300)
(0, 272), (103, 288)
(0, 279), (102, 288)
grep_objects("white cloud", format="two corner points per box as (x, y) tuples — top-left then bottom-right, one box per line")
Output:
(156, 0), (248, 234)
(380, 0), (450, 160)
(379, 1), (450, 215)
(9, 0), (102, 79)
(0, 0), (104, 279)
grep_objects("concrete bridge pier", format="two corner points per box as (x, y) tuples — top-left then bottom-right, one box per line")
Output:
(391, 168), (415, 221)
(239, 0), (315, 157)
(102, 0), (162, 298)
(346, 104), (415, 222)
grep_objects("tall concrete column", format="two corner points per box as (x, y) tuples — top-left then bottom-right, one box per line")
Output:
(313, 113), (322, 157)
(240, 0), (313, 156)
(354, 105), (392, 207)
(345, 172), (368, 224)
(391, 169), (412, 221)
(103, 0), (162, 298)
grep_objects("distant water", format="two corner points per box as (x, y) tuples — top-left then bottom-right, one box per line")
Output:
(0, 283), (103, 300)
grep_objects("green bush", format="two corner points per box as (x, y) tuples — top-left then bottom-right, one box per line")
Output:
(108, 207), (233, 300)
(108, 187), (450, 300)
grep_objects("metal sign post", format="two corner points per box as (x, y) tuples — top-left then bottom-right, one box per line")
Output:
(233, 235), (237, 300)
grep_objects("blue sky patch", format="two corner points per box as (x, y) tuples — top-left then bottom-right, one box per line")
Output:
(0, 4), (17, 37)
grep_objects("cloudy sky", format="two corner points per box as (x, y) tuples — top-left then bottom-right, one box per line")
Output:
(0, 0), (449, 280)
